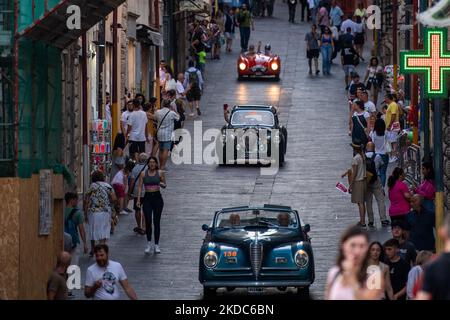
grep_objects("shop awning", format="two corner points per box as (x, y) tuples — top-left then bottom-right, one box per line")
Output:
(18, 0), (126, 49)
(136, 24), (163, 46)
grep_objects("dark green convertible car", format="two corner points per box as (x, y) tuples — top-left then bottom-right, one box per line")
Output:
(199, 204), (314, 297)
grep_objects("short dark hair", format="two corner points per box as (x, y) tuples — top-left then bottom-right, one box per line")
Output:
(149, 97), (157, 103)
(346, 27), (352, 33)
(167, 89), (176, 98)
(354, 100), (364, 110)
(188, 60), (195, 68)
(64, 192), (78, 204)
(105, 92), (110, 96)
(383, 238), (400, 248)
(133, 99), (141, 108)
(91, 170), (105, 183)
(385, 93), (395, 101)
(94, 244), (109, 254)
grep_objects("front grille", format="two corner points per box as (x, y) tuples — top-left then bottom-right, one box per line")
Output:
(250, 240), (263, 277)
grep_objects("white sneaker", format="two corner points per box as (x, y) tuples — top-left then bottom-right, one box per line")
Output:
(119, 210), (129, 215)
(144, 244), (151, 254)
(189, 113), (195, 117)
(154, 245), (161, 254)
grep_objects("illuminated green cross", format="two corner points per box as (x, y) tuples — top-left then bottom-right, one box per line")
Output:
(400, 28), (450, 98)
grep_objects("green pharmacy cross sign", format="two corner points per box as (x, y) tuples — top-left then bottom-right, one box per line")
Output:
(400, 28), (450, 98)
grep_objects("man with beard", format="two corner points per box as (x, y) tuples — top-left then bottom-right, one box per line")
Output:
(85, 244), (137, 300)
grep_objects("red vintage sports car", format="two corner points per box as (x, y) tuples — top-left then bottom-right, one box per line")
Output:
(237, 48), (281, 81)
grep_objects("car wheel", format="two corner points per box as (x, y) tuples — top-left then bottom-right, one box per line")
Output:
(296, 286), (310, 299)
(203, 287), (217, 299)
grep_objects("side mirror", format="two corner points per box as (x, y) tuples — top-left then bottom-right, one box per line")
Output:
(303, 224), (311, 233)
(202, 224), (210, 232)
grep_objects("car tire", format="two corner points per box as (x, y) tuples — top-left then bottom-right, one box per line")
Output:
(203, 287), (217, 299)
(296, 286), (310, 299)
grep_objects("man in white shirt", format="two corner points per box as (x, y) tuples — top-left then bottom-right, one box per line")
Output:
(121, 100), (134, 135)
(85, 244), (137, 300)
(359, 90), (377, 117)
(126, 99), (149, 161)
(153, 100), (180, 170)
(176, 73), (186, 99)
(340, 15), (356, 35)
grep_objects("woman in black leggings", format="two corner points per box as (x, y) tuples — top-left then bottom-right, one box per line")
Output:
(136, 157), (166, 254)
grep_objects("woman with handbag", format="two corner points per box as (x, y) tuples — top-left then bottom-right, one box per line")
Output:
(364, 57), (384, 106)
(350, 100), (370, 147)
(370, 118), (390, 187)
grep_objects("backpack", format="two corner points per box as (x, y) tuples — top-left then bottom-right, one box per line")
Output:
(365, 153), (378, 184)
(188, 70), (199, 87)
(64, 208), (78, 248)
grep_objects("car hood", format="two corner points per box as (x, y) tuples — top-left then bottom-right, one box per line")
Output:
(212, 228), (302, 247)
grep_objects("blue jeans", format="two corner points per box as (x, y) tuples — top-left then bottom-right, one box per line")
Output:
(321, 45), (332, 74)
(378, 154), (389, 187)
(240, 27), (251, 52)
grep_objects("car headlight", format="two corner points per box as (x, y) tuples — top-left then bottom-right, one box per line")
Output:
(294, 250), (309, 268)
(271, 62), (279, 71)
(239, 62), (247, 71)
(272, 132), (280, 144)
(204, 251), (218, 269)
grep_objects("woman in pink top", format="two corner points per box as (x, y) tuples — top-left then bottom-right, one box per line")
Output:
(388, 167), (412, 222)
(413, 162), (435, 212)
(325, 226), (384, 300)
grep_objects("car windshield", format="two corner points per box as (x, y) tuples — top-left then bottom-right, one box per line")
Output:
(215, 209), (298, 229)
(230, 110), (275, 126)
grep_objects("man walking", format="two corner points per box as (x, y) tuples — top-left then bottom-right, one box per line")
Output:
(235, 4), (254, 52)
(64, 192), (88, 254)
(300, 0), (309, 22)
(365, 142), (390, 228)
(330, 0), (344, 31)
(288, 0), (297, 23)
(341, 41), (358, 90)
(184, 60), (204, 116)
(126, 99), (149, 161)
(47, 251), (71, 300)
(305, 24), (320, 75)
(406, 194), (435, 252)
(85, 244), (137, 300)
(154, 100), (180, 170)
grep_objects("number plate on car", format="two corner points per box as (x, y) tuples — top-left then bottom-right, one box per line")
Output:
(248, 287), (264, 294)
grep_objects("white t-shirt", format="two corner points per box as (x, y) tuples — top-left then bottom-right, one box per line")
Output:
(121, 110), (131, 133)
(127, 110), (148, 142)
(364, 101), (376, 114)
(353, 110), (370, 120)
(105, 103), (111, 123)
(111, 169), (125, 186)
(176, 80), (185, 99)
(85, 260), (127, 300)
(354, 22), (364, 33)
(341, 19), (356, 34)
(370, 131), (386, 155)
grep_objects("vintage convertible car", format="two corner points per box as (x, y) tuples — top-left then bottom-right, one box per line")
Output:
(217, 105), (287, 166)
(237, 50), (281, 81)
(199, 204), (314, 297)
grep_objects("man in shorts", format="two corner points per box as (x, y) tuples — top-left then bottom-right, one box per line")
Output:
(305, 24), (320, 75)
(341, 37), (358, 90)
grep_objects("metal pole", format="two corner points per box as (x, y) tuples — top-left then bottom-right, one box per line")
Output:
(392, 0), (398, 91)
(423, 98), (431, 162)
(112, 9), (119, 138)
(82, 34), (89, 192)
(433, 99), (444, 253)
(412, 0), (418, 144)
(155, 0), (161, 108)
(13, 0), (19, 176)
